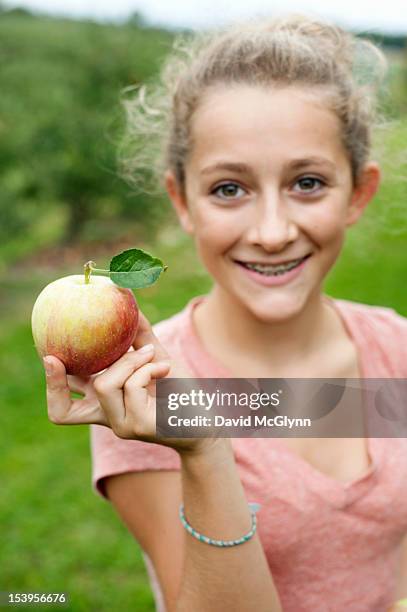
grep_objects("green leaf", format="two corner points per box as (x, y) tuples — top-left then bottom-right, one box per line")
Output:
(109, 248), (167, 289)
(396, 600), (407, 607)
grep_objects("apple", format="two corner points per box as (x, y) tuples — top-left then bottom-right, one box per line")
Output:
(31, 274), (139, 376)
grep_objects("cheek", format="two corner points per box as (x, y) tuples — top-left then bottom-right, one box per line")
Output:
(308, 206), (347, 246)
(192, 204), (242, 249)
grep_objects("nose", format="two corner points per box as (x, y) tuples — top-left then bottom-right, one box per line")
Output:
(246, 191), (299, 251)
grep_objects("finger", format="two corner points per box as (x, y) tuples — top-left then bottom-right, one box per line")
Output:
(43, 356), (108, 426)
(67, 374), (90, 395)
(43, 356), (73, 422)
(92, 345), (157, 431)
(132, 310), (170, 362)
(123, 360), (172, 436)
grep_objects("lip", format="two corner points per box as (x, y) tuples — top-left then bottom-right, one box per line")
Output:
(234, 254), (311, 287)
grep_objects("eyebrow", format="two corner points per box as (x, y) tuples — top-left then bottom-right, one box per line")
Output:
(200, 157), (336, 175)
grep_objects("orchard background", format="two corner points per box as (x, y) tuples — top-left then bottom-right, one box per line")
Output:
(0, 6), (406, 611)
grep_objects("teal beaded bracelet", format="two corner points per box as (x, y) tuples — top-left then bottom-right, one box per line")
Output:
(179, 503), (259, 547)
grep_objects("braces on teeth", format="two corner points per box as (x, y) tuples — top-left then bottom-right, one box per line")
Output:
(243, 257), (304, 275)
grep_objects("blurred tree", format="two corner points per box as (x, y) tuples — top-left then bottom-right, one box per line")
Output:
(3, 6), (33, 17)
(404, 41), (407, 114)
(127, 11), (149, 29)
(0, 13), (174, 258)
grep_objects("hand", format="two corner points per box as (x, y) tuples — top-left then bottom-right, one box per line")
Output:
(43, 310), (221, 456)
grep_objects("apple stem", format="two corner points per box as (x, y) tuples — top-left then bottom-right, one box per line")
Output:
(84, 261), (96, 284)
(84, 261), (111, 283)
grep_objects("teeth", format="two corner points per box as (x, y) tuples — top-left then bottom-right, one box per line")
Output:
(243, 257), (305, 275)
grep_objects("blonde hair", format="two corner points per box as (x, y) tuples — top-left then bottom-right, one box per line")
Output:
(119, 13), (389, 197)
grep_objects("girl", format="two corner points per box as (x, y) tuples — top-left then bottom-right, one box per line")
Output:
(43, 14), (407, 612)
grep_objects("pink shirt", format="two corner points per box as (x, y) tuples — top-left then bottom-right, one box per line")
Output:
(90, 295), (407, 611)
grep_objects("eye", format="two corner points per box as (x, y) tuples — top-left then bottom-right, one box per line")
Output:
(294, 176), (326, 194)
(211, 182), (246, 201)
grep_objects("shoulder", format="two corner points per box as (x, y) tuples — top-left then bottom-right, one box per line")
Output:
(152, 295), (205, 341)
(152, 307), (190, 367)
(151, 298), (204, 377)
(336, 298), (407, 335)
(333, 298), (407, 375)
(153, 309), (188, 344)
(152, 295), (205, 362)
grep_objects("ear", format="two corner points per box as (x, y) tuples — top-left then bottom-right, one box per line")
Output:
(346, 161), (381, 227)
(164, 170), (194, 234)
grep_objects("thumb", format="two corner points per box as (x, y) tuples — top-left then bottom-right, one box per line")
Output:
(43, 355), (72, 421)
(43, 355), (68, 386)
(132, 311), (170, 362)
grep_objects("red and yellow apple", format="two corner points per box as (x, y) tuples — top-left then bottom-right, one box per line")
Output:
(31, 274), (139, 376)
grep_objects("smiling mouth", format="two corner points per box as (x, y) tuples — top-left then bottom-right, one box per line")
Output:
(235, 254), (311, 276)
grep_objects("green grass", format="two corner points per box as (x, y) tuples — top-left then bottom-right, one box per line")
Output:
(0, 323), (155, 611)
(1, 123), (406, 610)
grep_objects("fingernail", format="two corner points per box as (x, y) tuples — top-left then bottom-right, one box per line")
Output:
(138, 343), (154, 354)
(43, 357), (54, 376)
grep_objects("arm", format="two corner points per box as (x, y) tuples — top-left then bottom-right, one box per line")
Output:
(175, 439), (282, 612)
(105, 440), (282, 612)
(105, 471), (184, 611)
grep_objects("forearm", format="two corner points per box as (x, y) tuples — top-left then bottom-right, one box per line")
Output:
(174, 439), (282, 612)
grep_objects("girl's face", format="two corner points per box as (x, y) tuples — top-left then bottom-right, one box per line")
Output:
(166, 85), (380, 322)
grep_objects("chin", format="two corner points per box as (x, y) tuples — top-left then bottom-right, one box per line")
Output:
(242, 291), (309, 323)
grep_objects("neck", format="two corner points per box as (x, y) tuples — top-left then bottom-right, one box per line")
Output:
(193, 285), (335, 370)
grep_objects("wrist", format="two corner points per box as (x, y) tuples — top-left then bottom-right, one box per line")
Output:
(178, 438), (233, 467)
